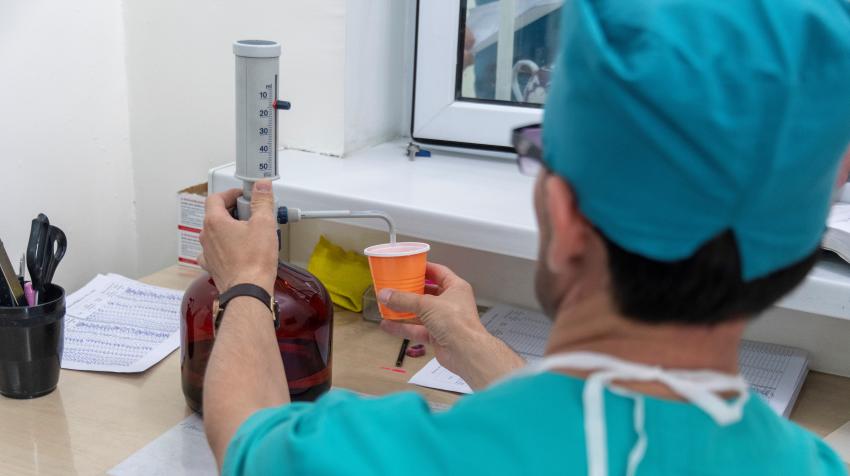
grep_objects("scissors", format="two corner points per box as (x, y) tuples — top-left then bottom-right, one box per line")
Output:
(26, 214), (67, 304)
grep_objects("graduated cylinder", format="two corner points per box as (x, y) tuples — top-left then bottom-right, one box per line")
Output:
(234, 39), (281, 185)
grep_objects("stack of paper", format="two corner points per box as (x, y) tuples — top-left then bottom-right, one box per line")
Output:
(739, 340), (808, 417)
(62, 273), (184, 373)
(409, 304), (810, 417)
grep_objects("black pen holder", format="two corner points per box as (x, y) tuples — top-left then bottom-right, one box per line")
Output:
(0, 284), (64, 398)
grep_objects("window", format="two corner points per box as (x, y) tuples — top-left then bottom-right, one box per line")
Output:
(412, 0), (563, 150)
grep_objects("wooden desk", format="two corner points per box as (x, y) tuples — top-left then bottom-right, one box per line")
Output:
(0, 265), (847, 475)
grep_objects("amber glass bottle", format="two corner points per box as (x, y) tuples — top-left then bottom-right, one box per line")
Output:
(180, 262), (334, 412)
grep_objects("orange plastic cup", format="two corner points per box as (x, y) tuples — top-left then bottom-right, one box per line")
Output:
(364, 242), (430, 320)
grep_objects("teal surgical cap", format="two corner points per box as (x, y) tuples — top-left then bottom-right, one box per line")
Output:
(543, 0), (850, 280)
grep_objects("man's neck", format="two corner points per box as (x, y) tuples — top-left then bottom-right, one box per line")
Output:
(544, 292), (745, 397)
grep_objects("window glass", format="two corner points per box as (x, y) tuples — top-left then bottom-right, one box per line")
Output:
(458, 0), (563, 106)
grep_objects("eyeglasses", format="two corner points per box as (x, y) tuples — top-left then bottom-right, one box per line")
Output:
(511, 123), (544, 176)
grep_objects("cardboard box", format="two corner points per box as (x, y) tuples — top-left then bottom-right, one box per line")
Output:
(177, 183), (207, 268)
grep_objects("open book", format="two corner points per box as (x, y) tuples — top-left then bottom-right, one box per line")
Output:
(825, 208), (850, 262)
(823, 184), (850, 262)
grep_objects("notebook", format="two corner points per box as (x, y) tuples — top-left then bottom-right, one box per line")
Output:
(739, 340), (809, 417)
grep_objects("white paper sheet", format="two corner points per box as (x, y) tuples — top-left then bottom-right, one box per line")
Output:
(409, 358), (474, 394)
(61, 273), (184, 373)
(825, 420), (850, 465)
(107, 414), (216, 476)
(108, 392), (451, 476)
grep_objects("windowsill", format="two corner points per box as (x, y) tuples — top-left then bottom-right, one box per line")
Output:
(210, 139), (539, 260)
(209, 139), (850, 322)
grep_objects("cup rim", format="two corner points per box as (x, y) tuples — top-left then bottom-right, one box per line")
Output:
(364, 242), (431, 258)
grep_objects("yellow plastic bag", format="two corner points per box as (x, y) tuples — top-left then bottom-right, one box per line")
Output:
(307, 235), (373, 312)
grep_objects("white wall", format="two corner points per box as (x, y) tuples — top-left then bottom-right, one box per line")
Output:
(0, 0), (139, 291)
(122, 0), (348, 276)
(343, 0), (410, 153)
(1, 0), (414, 285)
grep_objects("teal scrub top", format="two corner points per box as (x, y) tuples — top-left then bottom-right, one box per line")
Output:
(223, 372), (846, 475)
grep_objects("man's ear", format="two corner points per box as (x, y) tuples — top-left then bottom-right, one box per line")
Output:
(543, 175), (589, 273)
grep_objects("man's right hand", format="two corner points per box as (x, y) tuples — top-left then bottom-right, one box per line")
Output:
(379, 263), (526, 390)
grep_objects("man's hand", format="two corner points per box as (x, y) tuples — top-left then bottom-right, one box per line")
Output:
(198, 181), (278, 295)
(379, 263), (525, 389)
(198, 180), (288, 469)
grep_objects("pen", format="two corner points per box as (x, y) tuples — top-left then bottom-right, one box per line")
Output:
(24, 282), (35, 307)
(18, 254), (25, 288)
(395, 339), (410, 367)
(0, 238), (25, 307)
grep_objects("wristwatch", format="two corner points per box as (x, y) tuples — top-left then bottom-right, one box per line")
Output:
(212, 283), (280, 336)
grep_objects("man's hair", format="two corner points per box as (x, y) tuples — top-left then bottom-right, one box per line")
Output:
(602, 230), (818, 325)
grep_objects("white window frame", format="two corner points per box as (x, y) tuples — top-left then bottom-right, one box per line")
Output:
(412, 0), (543, 150)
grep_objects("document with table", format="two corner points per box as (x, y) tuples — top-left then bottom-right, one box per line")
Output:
(739, 340), (808, 417)
(62, 273), (184, 373)
(409, 304), (810, 417)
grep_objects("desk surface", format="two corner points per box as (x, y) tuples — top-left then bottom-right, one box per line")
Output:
(1, 265), (848, 475)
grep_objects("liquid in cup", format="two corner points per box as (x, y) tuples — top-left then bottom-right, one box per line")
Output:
(364, 242), (430, 320)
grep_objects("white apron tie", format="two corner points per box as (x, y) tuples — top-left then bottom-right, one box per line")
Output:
(496, 352), (750, 476)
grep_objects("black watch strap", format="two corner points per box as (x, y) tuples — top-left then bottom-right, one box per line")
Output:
(213, 283), (280, 335)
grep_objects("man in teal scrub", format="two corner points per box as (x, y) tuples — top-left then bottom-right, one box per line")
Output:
(197, 0), (850, 474)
